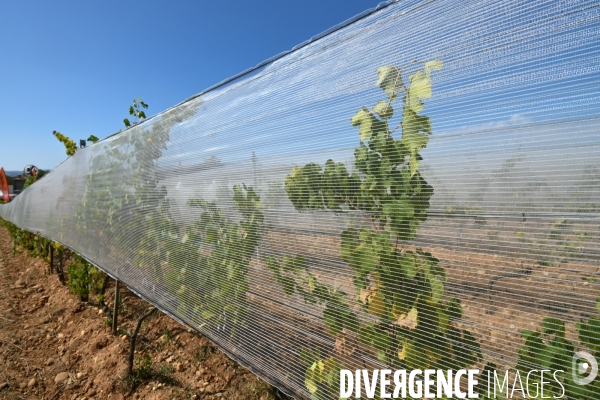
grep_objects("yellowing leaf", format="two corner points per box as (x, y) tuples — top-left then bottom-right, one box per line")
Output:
(313, 360), (324, 372)
(398, 343), (407, 360)
(394, 307), (418, 329)
(368, 292), (385, 317)
(305, 360), (324, 394)
(372, 271), (381, 287)
(305, 375), (318, 394)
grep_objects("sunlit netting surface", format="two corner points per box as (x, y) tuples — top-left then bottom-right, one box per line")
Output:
(2, 0), (600, 398)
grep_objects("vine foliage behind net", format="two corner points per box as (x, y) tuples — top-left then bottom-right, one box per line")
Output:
(2, 0), (600, 398)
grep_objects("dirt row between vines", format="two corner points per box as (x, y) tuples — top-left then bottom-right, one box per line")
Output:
(0, 226), (286, 400)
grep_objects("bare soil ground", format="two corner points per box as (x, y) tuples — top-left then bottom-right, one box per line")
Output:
(0, 226), (287, 400)
(262, 225), (600, 373)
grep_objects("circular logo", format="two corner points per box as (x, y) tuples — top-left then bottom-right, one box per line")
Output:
(572, 351), (598, 386)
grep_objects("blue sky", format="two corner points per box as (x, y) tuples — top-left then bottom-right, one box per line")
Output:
(0, 0), (382, 171)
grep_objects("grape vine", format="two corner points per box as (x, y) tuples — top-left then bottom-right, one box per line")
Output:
(123, 98), (149, 128)
(267, 60), (484, 398)
(166, 184), (264, 334)
(514, 299), (600, 399)
(53, 130), (78, 156)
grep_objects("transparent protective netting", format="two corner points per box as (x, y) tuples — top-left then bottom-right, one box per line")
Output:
(2, 0), (600, 398)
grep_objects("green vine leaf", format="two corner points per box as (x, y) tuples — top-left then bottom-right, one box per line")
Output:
(407, 70), (432, 113)
(430, 275), (445, 304)
(87, 135), (100, 143)
(372, 100), (393, 119)
(351, 107), (375, 141)
(542, 317), (565, 338)
(425, 59), (443, 72)
(376, 65), (403, 98)
(265, 60), (484, 398)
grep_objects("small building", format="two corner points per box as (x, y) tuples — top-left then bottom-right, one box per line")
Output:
(12, 177), (26, 194)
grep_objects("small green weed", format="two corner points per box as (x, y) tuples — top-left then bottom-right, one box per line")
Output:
(123, 353), (176, 391)
(193, 344), (214, 364)
(246, 379), (291, 400)
(134, 354), (153, 380)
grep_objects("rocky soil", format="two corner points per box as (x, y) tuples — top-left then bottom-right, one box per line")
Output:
(0, 226), (287, 400)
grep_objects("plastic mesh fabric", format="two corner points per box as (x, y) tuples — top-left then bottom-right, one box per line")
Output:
(2, 0), (600, 398)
